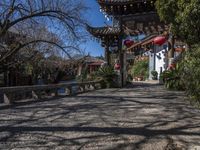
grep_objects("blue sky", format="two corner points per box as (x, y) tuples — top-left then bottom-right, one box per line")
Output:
(81, 0), (112, 57)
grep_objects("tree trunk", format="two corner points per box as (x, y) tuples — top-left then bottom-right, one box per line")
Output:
(169, 35), (175, 58)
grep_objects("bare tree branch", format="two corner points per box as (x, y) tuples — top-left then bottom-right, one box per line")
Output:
(0, 0), (87, 68)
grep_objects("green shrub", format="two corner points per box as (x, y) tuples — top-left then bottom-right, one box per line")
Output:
(163, 63), (185, 90)
(95, 66), (117, 88)
(131, 59), (149, 80)
(151, 70), (158, 80)
(76, 66), (88, 82)
(180, 45), (200, 102)
(163, 45), (200, 103)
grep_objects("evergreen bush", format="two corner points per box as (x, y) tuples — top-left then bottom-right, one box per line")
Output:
(95, 66), (117, 88)
(151, 70), (158, 80)
(162, 63), (185, 91)
(180, 45), (200, 102)
(131, 59), (149, 80)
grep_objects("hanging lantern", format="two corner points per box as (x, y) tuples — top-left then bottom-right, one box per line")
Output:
(114, 63), (120, 70)
(168, 63), (176, 70)
(124, 39), (134, 48)
(153, 36), (166, 45)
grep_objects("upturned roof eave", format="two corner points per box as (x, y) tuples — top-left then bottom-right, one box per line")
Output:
(87, 25), (120, 37)
(98, 0), (142, 5)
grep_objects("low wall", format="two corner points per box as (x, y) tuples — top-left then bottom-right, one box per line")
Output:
(0, 81), (102, 105)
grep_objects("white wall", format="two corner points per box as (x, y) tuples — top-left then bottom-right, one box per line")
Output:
(149, 43), (168, 79)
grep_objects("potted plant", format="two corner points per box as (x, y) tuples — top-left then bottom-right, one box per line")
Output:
(151, 70), (158, 80)
(137, 76), (143, 81)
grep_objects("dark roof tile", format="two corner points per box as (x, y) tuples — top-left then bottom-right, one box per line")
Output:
(87, 26), (120, 36)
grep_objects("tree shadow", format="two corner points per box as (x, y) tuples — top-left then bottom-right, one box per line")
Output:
(0, 83), (199, 149)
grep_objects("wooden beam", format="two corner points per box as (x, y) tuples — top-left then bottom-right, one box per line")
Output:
(119, 17), (124, 87)
(105, 37), (111, 65)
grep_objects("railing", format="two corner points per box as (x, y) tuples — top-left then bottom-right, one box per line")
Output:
(0, 81), (102, 105)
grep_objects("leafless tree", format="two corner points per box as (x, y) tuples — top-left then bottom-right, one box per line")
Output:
(0, 0), (87, 68)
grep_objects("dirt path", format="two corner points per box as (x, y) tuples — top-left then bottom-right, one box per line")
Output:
(0, 83), (200, 150)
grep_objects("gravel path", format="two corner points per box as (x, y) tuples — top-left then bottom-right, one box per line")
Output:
(0, 83), (200, 150)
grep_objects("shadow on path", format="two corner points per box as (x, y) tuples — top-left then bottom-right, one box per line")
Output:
(0, 83), (199, 150)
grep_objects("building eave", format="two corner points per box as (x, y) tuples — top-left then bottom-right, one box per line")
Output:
(87, 25), (120, 37)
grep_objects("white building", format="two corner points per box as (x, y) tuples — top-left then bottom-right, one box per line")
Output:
(126, 35), (185, 81)
(149, 42), (168, 79)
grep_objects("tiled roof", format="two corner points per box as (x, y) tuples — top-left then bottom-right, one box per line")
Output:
(141, 34), (157, 46)
(98, 0), (141, 5)
(127, 42), (142, 50)
(99, 0), (133, 2)
(127, 34), (158, 50)
(87, 26), (120, 36)
(77, 56), (105, 63)
(98, 0), (157, 16)
(88, 62), (104, 66)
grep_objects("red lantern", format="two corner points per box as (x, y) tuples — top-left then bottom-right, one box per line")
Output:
(168, 63), (176, 70)
(114, 63), (120, 70)
(124, 39), (134, 48)
(153, 36), (166, 45)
